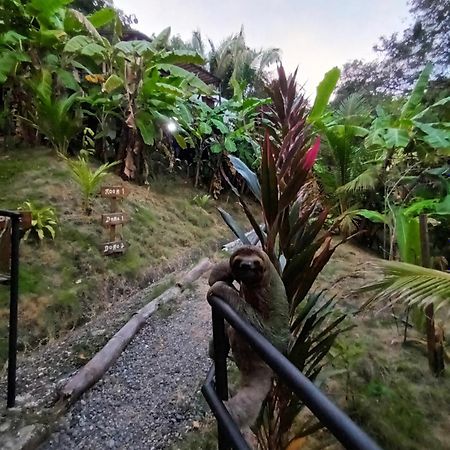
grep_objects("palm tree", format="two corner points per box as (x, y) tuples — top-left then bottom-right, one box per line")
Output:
(315, 93), (375, 214)
(171, 27), (281, 97)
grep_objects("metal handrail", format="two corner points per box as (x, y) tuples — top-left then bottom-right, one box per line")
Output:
(203, 295), (382, 450)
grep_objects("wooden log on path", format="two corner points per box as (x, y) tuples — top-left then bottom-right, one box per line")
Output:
(176, 257), (212, 289)
(60, 259), (211, 404)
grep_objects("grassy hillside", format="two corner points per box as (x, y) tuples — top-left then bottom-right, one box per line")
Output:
(0, 146), (255, 363)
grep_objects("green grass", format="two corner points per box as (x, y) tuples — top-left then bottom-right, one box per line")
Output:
(328, 325), (450, 450)
(0, 146), (258, 363)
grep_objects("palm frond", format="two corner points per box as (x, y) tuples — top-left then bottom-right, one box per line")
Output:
(336, 165), (380, 194)
(361, 260), (450, 311)
(336, 92), (371, 125)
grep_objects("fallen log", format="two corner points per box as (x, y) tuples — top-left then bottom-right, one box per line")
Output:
(176, 257), (212, 289)
(60, 259), (211, 404)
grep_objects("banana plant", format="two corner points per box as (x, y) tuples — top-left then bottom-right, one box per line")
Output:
(365, 63), (450, 159)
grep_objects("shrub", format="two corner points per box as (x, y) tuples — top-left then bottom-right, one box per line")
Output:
(19, 201), (57, 241)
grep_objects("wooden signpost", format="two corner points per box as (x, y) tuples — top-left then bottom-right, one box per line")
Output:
(0, 212), (32, 275)
(100, 185), (129, 256)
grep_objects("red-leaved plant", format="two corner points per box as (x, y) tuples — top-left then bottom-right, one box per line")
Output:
(220, 65), (349, 449)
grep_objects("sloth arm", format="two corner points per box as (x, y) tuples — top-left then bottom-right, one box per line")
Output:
(209, 261), (235, 286)
(208, 281), (267, 337)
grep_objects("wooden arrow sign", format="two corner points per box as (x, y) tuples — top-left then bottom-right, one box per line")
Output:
(101, 241), (127, 255)
(0, 212), (32, 231)
(101, 185), (129, 198)
(101, 212), (128, 227)
(19, 211), (32, 230)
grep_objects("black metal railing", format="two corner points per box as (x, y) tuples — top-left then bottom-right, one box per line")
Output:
(202, 295), (382, 450)
(0, 210), (21, 408)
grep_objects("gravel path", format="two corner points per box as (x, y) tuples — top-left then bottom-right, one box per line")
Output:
(41, 281), (212, 450)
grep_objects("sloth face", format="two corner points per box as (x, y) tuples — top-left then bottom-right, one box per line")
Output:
(231, 254), (265, 284)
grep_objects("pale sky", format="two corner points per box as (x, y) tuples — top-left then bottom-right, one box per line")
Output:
(113, 0), (410, 96)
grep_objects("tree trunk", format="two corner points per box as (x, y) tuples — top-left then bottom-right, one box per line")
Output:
(420, 214), (444, 376)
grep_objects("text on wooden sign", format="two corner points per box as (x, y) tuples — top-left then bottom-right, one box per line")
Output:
(102, 241), (127, 255)
(101, 213), (128, 227)
(101, 186), (129, 198)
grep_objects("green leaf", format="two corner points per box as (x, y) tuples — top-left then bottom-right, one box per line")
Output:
(88, 7), (116, 28)
(228, 155), (262, 202)
(103, 74), (123, 93)
(403, 199), (438, 217)
(413, 122), (450, 149)
(173, 133), (187, 149)
(156, 63), (213, 94)
(210, 142), (222, 154)
(81, 42), (106, 57)
(217, 207), (251, 245)
(56, 69), (79, 91)
(385, 128), (410, 148)
(224, 136), (237, 152)
(354, 209), (388, 224)
(199, 122), (212, 135)
(65, 8), (103, 41)
(158, 49), (204, 65)
(64, 35), (94, 53)
(412, 96), (450, 121)
(211, 118), (229, 134)
(401, 62), (433, 119)
(135, 111), (156, 145)
(435, 195), (450, 215)
(336, 165), (380, 194)
(0, 31), (28, 45)
(308, 67), (341, 124)
(394, 209), (421, 264)
(151, 27), (171, 49)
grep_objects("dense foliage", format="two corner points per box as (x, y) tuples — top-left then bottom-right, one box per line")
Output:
(1, 0), (450, 447)
(0, 0), (273, 192)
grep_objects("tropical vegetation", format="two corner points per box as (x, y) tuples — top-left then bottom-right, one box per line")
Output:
(0, 0), (449, 449)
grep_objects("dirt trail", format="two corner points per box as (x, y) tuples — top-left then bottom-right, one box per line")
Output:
(41, 278), (212, 450)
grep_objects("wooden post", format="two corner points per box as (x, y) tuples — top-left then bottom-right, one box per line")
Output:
(110, 197), (117, 242)
(100, 185), (129, 256)
(419, 214), (444, 375)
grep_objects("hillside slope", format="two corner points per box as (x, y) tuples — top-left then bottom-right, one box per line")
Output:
(0, 146), (254, 362)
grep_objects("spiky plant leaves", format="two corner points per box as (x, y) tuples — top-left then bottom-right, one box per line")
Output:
(217, 207), (252, 245)
(228, 155), (262, 201)
(221, 65), (348, 449)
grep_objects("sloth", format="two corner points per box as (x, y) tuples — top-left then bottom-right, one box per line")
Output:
(208, 246), (289, 431)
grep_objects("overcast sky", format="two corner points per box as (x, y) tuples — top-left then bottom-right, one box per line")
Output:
(113, 0), (410, 96)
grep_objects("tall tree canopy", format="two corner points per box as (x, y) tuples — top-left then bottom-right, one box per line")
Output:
(335, 0), (450, 100)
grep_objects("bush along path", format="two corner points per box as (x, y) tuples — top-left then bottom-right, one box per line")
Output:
(40, 272), (214, 450)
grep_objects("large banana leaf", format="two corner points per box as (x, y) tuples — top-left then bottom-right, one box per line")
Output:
(394, 209), (421, 265)
(308, 67), (340, 124)
(401, 62), (433, 119)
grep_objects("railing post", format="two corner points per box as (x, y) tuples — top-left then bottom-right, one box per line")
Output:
(212, 306), (230, 450)
(7, 213), (20, 408)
